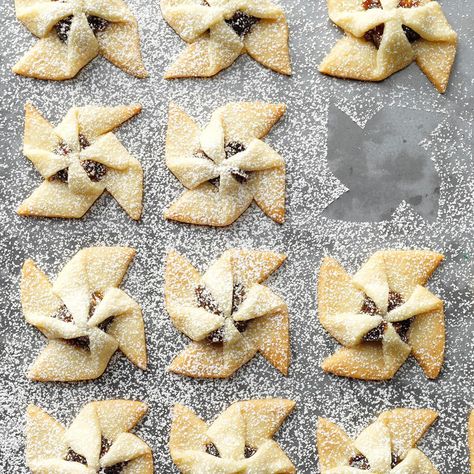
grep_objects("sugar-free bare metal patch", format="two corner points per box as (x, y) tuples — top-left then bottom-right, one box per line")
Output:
(165, 249), (289, 378)
(18, 103), (143, 220)
(161, 0), (291, 78)
(319, 0), (457, 93)
(317, 408), (438, 473)
(318, 249), (445, 380)
(164, 101), (286, 227)
(21, 247), (147, 382)
(170, 399), (295, 473)
(13, 0), (148, 80)
(26, 400), (153, 472)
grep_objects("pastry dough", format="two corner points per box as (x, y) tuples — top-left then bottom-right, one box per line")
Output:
(170, 398), (296, 473)
(13, 0), (148, 80)
(165, 249), (290, 378)
(317, 408), (439, 473)
(21, 247), (147, 381)
(318, 250), (444, 380)
(26, 400), (153, 473)
(319, 0), (457, 93)
(18, 103), (143, 220)
(164, 101), (286, 226)
(161, 0), (291, 78)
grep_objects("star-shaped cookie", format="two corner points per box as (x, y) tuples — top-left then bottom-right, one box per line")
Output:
(319, 0), (457, 92)
(21, 247), (147, 381)
(164, 101), (286, 227)
(13, 0), (148, 80)
(26, 400), (153, 473)
(317, 408), (439, 473)
(170, 399), (296, 473)
(161, 0), (291, 78)
(318, 250), (444, 380)
(165, 249), (290, 378)
(18, 103), (143, 220)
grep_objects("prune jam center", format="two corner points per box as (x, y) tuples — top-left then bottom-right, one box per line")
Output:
(197, 283), (249, 343)
(100, 463), (127, 474)
(81, 160), (107, 182)
(349, 454), (370, 470)
(52, 304), (74, 323)
(87, 15), (109, 34)
(224, 142), (250, 183)
(244, 445), (257, 458)
(361, 291), (407, 342)
(362, 0), (420, 48)
(55, 16), (73, 42)
(206, 443), (220, 457)
(54, 13), (108, 42)
(225, 11), (259, 36)
(65, 449), (87, 464)
(196, 285), (222, 316)
(391, 453), (401, 467)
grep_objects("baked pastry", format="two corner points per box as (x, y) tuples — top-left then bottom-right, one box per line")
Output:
(165, 249), (289, 378)
(26, 400), (153, 473)
(164, 102), (286, 226)
(170, 398), (295, 473)
(21, 247), (147, 381)
(469, 411), (474, 473)
(18, 103), (143, 220)
(13, 0), (148, 80)
(319, 0), (457, 93)
(317, 408), (438, 473)
(161, 0), (291, 78)
(318, 250), (444, 380)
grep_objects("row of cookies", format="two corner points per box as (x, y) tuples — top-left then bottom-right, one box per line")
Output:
(21, 246), (444, 382)
(19, 100), (286, 225)
(14, 0), (457, 92)
(25, 399), (474, 473)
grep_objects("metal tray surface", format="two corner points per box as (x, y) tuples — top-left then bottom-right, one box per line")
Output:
(0, 0), (473, 472)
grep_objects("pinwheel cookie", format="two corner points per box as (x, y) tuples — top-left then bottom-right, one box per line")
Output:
(26, 400), (153, 473)
(319, 0), (457, 93)
(161, 0), (291, 78)
(13, 0), (148, 80)
(165, 249), (289, 378)
(18, 103), (143, 220)
(318, 250), (444, 380)
(170, 399), (296, 473)
(317, 408), (439, 473)
(164, 102), (286, 226)
(21, 247), (147, 382)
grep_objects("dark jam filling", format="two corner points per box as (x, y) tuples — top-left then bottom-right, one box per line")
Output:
(205, 443), (256, 459)
(87, 15), (109, 34)
(51, 135), (106, 183)
(55, 16), (73, 42)
(99, 464), (127, 474)
(225, 11), (259, 36)
(196, 283), (249, 343)
(349, 454), (370, 470)
(362, 0), (420, 49)
(224, 141), (249, 183)
(65, 449), (87, 465)
(244, 445), (257, 458)
(52, 304), (74, 323)
(55, 14), (108, 42)
(206, 443), (220, 457)
(361, 291), (409, 342)
(81, 160), (108, 182)
(391, 453), (401, 468)
(97, 437), (127, 473)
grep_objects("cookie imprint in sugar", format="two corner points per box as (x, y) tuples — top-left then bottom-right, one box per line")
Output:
(322, 105), (441, 223)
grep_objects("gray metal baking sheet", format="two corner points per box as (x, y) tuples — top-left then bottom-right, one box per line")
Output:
(1, 0), (473, 472)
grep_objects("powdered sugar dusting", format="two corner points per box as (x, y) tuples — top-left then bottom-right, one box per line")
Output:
(0, 0), (473, 472)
